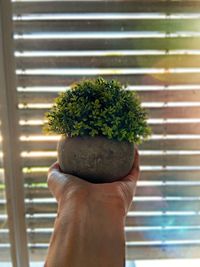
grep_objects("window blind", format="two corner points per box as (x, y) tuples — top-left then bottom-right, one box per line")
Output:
(0, 128), (11, 262)
(11, 0), (200, 262)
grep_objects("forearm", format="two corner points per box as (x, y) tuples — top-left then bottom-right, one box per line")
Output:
(44, 206), (126, 267)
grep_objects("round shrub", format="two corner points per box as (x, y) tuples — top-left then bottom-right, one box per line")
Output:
(44, 77), (152, 144)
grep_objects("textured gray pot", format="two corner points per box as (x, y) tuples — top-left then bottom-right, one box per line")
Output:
(57, 135), (135, 183)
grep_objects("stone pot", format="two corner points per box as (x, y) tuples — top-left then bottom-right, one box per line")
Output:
(57, 135), (135, 183)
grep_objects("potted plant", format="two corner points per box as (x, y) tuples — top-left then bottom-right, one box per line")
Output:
(44, 77), (151, 183)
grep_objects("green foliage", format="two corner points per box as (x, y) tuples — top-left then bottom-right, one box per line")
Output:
(44, 77), (152, 143)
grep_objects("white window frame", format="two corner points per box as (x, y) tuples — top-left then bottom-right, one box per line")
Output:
(0, 1), (29, 266)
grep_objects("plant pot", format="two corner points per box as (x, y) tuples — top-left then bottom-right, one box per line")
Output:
(57, 135), (135, 183)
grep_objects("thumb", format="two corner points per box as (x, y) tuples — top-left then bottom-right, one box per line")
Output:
(122, 146), (140, 183)
(47, 161), (70, 201)
(47, 161), (90, 202)
(115, 147), (140, 213)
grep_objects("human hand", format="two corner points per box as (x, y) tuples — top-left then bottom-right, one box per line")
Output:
(45, 147), (140, 267)
(47, 147), (140, 220)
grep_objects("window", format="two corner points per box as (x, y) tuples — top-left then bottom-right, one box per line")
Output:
(1, 0), (200, 266)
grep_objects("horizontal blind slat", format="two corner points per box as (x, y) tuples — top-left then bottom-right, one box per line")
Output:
(126, 229), (200, 242)
(13, 1), (200, 14)
(23, 170), (200, 183)
(24, 229), (200, 243)
(22, 214), (200, 229)
(22, 185), (200, 198)
(15, 37), (200, 51)
(18, 90), (200, 103)
(19, 123), (200, 135)
(16, 73), (200, 86)
(24, 200), (200, 214)
(13, 19), (200, 33)
(15, 55), (200, 69)
(20, 139), (200, 151)
(21, 154), (200, 167)
(126, 215), (200, 227)
(126, 244), (200, 260)
(18, 106), (200, 119)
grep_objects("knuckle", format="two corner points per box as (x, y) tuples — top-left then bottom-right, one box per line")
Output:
(47, 170), (54, 181)
(47, 172), (53, 187)
(117, 182), (134, 213)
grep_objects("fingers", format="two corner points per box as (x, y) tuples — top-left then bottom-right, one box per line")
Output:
(48, 161), (60, 172)
(123, 146), (140, 182)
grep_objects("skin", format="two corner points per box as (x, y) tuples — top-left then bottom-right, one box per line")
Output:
(44, 148), (140, 267)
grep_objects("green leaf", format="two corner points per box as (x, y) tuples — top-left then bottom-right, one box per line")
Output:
(43, 77), (152, 143)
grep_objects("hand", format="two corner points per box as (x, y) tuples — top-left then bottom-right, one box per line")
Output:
(45, 147), (140, 267)
(48, 147), (140, 217)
